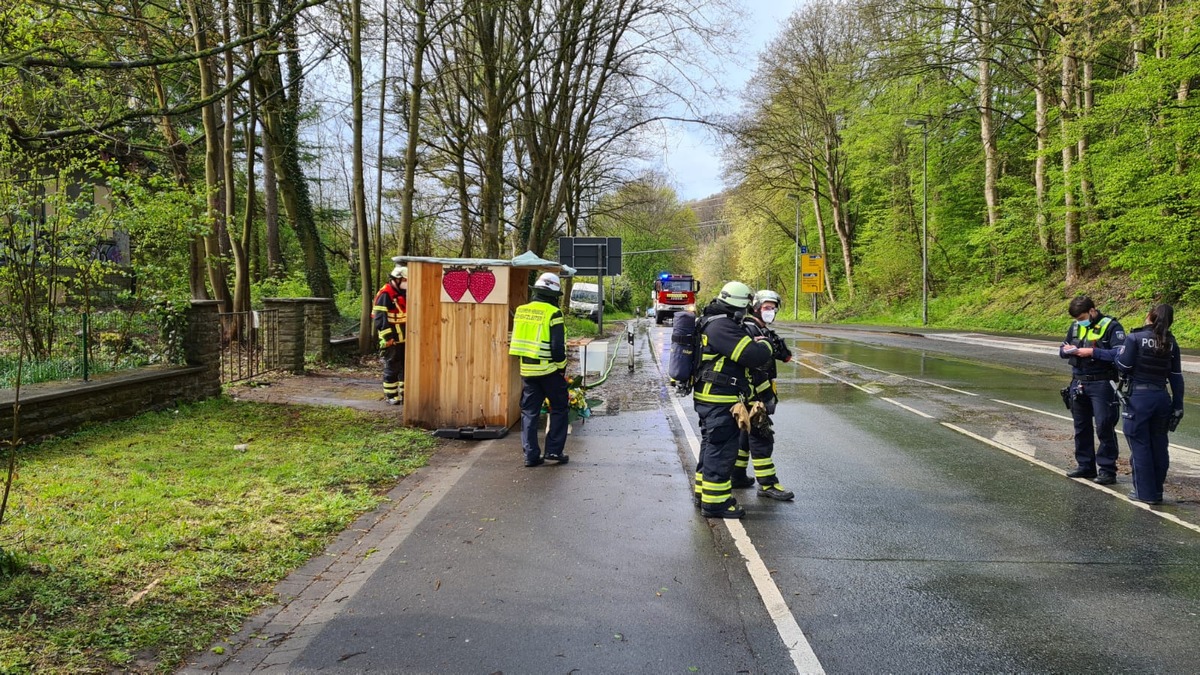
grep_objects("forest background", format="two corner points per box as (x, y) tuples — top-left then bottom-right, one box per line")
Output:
(2, 0), (1198, 355)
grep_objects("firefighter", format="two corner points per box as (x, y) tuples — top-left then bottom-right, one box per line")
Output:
(732, 289), (795, 501)
(509, 272), (570, 467)
(693, 281), (774, 518)
(373, 265), (408, 405)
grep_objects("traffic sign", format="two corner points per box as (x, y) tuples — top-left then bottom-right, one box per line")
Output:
(801, 253), (823, 293)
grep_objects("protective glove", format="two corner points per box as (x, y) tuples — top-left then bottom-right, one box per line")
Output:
(379, 337), (397, 349)
(1169, 408), (1184, 432)
(731, 401), (753, 432)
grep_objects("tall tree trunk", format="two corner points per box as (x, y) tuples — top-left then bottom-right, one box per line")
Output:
(373, 0), (388, 290)
(977, 2), (1000, 232)
(262, 129), (283, 276)
(809, 161), (835, 303)
(224, 0), (252, 315)
(398, 0), (427, 256)
(255, 0), (336, 302)
(1077, 57), (1096, 226)
(823, 140), (854, 299)
(187, 0), (234, 313)
(350, 0), (374, 354)
(1061, 40), (1080, 284)
(1034, 40), (1052, 252)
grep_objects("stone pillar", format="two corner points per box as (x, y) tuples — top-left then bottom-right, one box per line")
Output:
(184, 300), (222, 397)
(303, 298), (333, 362)
(263, 298), (308, 374)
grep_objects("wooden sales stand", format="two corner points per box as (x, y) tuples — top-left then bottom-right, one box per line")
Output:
(395, 254), (571, 430)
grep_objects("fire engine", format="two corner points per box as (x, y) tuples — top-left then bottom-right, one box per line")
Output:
(651, 273), (700, 325)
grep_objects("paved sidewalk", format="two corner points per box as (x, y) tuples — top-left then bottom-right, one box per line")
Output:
(182, 327), (794, 673)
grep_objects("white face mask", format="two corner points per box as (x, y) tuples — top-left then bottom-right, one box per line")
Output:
(761, 309), (776, 324)
(399, 280), (408, 291)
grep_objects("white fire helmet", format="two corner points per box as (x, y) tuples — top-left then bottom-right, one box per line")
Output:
(533, 272), (562, 293)
(390, 265), (408, 279)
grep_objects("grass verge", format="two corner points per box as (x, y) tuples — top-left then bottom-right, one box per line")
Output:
(0, 397), (435, 674)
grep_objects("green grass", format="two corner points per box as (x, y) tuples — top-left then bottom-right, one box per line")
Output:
(821, 277), (1200, 348)
(0, 398), (435, 674)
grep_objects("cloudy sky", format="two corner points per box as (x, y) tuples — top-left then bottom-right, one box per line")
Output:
(658, 0), (804, 202)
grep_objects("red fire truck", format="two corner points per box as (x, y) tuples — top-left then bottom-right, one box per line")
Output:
(652, 273), (700, 325)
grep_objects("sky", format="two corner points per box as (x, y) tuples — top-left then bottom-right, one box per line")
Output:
(658, 0), (806, 202)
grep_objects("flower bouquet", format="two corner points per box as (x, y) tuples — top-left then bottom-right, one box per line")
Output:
(542, 375), (592, 428)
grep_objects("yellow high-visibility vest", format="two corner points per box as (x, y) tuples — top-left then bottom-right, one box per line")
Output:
(509, 301), (566, 377)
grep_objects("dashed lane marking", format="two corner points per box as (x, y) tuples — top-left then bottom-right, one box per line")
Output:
(668, 392), (824, 675)
(783, 335), (1200, 533)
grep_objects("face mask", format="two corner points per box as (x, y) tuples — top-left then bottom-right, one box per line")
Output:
(1077, 317), (1091, 328)
(761, 309), (776, 324)
(399, 281), (408, 291)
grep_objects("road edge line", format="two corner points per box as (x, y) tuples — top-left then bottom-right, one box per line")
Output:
(941, 422), (1200, 536)
(668, 392), (824, 675)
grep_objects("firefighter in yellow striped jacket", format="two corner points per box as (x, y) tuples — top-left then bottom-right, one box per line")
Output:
(509, 272), (569, 467)
(693, 281), (774, 519)
(733, 289), (794, 501)
(372, 265), (407, 405)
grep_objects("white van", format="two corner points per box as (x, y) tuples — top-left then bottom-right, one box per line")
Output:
(569, 282), (600, 322)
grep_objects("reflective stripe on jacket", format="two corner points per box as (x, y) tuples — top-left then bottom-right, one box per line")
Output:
(373, 282), (407, 343)
(509, 300), (567, 377)
(694, 311), (773, 404)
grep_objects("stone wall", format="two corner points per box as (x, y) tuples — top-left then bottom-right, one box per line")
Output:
(0, 298), (346, 444)
(0, 300), (223, 444)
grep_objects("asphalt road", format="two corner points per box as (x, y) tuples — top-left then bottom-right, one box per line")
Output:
(187, 319), (1200, 674)
(654, 321), (1200, 673)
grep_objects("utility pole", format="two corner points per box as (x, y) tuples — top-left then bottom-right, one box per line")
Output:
(904, 120), (929, 326)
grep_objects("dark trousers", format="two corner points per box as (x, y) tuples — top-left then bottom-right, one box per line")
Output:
(735, 398), (779, 485)
(1123, 389), (1172, 501)
(520, 373), (569, 462)
(695, 401), (739, 509)
(382, 343), (405, 399)
(1070, 379), (1119, 474)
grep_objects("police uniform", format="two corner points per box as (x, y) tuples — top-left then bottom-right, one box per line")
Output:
(1115, 327), (1184, 504)
(509, 279), (569, 467)
(693, 298), (773, 518)
(731, 315), (794, 499)
(372, 274), (407, 403)
(1059, 312), (1125, 480)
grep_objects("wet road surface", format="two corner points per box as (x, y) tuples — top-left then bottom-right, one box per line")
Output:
(652, 321), (1200, 672)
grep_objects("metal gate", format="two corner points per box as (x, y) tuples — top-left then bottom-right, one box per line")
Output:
(218, 309), (280, 384)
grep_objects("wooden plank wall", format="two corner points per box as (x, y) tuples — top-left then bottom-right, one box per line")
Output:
(405, 262), (530, 429)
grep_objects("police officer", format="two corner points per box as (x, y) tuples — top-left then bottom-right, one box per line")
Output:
(1059, 296), (1125, 484)
(693, 281), (774, 518)
(509, 272), (570, 468)
(731, 289), (795, 501)
(372, 265), (408, 404)
(1115, 303), (1184, 505)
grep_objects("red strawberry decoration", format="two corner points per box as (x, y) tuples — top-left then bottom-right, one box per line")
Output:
(467, 266), (497, 303)
(442, 265), (469, 302)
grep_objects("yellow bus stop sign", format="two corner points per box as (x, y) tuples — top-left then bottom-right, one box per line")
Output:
(801, 254), (823, 293)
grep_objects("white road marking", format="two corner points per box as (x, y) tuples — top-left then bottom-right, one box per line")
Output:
(794, 360), (872, 393)
(991, 398), (1200, 458)
(880, 397), (935, 419)
(786, 334), (1200, 531)
(941, 422), (1200, 536)
(799, 350), (979, 396)
(668, 392), (824, 675)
